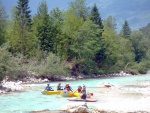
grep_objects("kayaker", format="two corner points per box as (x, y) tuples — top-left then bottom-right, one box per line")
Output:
(57, 82), (63, 90)
(81, 84), (86, 99)
(77, 85), (82, 93)
(64, 83), (73, 92)
(45, 84), (53, 91)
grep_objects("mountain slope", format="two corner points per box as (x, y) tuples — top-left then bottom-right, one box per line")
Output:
(87, 0), (150, 31)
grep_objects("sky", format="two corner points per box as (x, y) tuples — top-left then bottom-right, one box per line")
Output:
(1, 0), (150, 31)
(1, 0), (73, 15)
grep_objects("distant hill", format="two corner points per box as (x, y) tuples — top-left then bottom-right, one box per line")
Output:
(140, 23), (150, 39)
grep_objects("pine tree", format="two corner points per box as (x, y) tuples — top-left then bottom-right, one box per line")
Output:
(103, 16), (117, 34)
(15, 0), (32, 56)
(90, 4), (104, 70)
(49, 7), (64, 55)
(16, 0), (32, 30)
(0, 1), (7, 46)
(34, 1), (52, 52)
(90, 4), (103, 35)
(121, 20), (131, 38)
(69, 0), (88, 20)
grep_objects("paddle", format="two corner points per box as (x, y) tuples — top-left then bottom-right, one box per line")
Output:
(71, 89), (78, 96)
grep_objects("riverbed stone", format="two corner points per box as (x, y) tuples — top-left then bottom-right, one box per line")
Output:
(60, 102), (89, 112)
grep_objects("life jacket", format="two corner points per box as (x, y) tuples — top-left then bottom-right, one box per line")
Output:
(65, 86), (71, 91)
(82, 88), (86, 94)
(78, 88), (82, 93)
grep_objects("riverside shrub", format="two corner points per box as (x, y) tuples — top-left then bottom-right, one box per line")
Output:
(0, 46), (20, 81)
(29, 52), (70, 78)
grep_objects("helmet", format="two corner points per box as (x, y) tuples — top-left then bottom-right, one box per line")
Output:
(78, 85), (81, 88)
(66, 83), (69, 86)
(47, 84), (50, 86)
(83, 84), (86, 88)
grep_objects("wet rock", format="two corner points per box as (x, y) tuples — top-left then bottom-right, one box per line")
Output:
(31, 110), (68, 113)
(60, 102), (90, 113)
(30, 109), (50, 113)
(0, 81), (23, 93)
(5, 87), (12, 92)
(68, 105), (90, 113)
(95, 82), (118, 88)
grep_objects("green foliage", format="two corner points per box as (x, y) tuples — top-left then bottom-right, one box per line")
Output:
(129, 60), (150, 74)
(69, 0), (88, 20)
(16, 0), (32, 30)
(140, 23), (150, 39)
(0, 1), (7, 46)
(60, 9), (84, 59)
(96, 17), (135, 73)
(34, 1), (53, 52)
(130, 30), (150, 62)
(29, 53), (70, 77)
(8, 0), (34, 57)
(120, 20), (131, 38)
(16, 0), (32, 55)
(0, 45), (20, 81)
(71, 19), (102, 74)
(103, 16), (117, 34)
(72, 19), (102, 60)
(90, 4), (103, 32)
(49, 7), (64, 54)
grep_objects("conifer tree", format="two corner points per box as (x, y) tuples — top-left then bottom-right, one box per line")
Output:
(13, 0), (32, 56)
(69, 0), (88, 20)
(49, 7), (64, 55)
(0, 1), (7, 46)
(16, 0), (32, 30)
(90, 4), (104, 71)
(121, 20), (131, 38)
(34, 1), (52, 52)
(90, 4), (103, 36)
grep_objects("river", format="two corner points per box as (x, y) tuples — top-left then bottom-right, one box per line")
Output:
(0, 74), (150, 113)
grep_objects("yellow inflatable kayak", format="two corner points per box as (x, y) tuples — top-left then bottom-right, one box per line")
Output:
(60, 90), (94, 98)
(60, 90), (74, 97)
(42, 90), (62, 95)
(73, 92), (81, 97)
(73, 90), (93, 98)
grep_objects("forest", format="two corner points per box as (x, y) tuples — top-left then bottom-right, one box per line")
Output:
(0, 0), (150, 81)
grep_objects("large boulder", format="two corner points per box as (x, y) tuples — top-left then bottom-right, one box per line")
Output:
(0, 81), (23, 93)
(60, 102), (90, 113)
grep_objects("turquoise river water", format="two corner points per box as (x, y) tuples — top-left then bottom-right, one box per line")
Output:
(0, 74), (150, 113)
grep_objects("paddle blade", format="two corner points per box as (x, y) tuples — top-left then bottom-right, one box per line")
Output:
(90, 93), (93, 96)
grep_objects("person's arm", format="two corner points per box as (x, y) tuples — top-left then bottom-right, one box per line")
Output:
(45, 87), (47, 90)
(70, 86), (73, 92)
